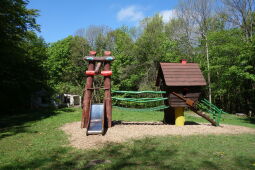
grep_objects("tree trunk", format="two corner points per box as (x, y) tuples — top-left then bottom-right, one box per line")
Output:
(205, 35), (212, 103)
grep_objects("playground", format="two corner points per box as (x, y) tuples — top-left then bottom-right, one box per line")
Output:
(1, 107), (255, 169)
(2, 0), (255, 169)
(81, 51), (226, 137)
(1, 51), (255, 169)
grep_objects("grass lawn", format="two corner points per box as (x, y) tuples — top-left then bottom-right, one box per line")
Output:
(1, 108), (255, 169)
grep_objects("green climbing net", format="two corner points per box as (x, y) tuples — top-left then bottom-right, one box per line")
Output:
(112, 90), (168, 112)
(112, 90), (167, 94)
(112, 97), (168, 103)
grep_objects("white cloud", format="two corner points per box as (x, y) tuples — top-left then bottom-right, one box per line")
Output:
(159, 9), (177, 23)
(117, 6), (144, 22)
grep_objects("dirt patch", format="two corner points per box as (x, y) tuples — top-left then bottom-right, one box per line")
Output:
(60, 121), (255, 150)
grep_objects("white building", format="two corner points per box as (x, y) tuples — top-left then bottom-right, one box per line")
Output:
(59, 94), (82, 107)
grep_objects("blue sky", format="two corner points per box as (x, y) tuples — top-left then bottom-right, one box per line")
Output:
(28, 0), (178, 43)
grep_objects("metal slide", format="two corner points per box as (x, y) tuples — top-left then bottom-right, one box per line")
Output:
(86, 103), (105, 135)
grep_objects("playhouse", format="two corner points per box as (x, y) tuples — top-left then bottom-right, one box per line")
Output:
(156, 59), (207, 125)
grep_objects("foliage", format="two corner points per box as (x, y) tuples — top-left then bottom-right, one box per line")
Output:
(109, 29), (136, 90)
(45, 36), (90, 95)
(0, 0), (47, 113)
(1, 0), (254, 114)
(208, 29), (255, 112)
(59, 10), (254, 113)
(135, 15), (182, 90)
(68, 36), (90, 90)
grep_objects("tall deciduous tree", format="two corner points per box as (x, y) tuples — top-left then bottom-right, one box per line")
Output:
(135, 14), (182, 90)
(75, 25), (111, 50)
(107, 29), (136, 90)
(221, 0), (255, 40)
(208, 29), (255, 112)
(177, 0), (216, 103)
(45, 36), (91, 95)
(45, 36), (73, 93)
(0, 0), (47, 112)
(68, 36), (90, 88)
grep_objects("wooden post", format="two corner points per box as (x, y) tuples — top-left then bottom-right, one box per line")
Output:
(163, 107), (175, 124)
(103, 51), (112, 128)
(104, 61), (112, 128)
(81, 52), (95, 128)
(163, 92), (175, 124)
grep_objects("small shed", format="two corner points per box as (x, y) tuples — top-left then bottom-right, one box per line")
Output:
(156, 60), (207, 108)
(59, 94), (81, 107)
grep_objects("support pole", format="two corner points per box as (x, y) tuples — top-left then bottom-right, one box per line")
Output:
(94, 62), (102, 74)
(163, 107), (175, 124)
(81, 52), (96, 128)
(175, 107), (185, 126)
(104, 61), (112, 128)
(162, 92), (175, 124)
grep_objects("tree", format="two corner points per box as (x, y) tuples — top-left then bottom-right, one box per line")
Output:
(107, 29), (136, 90)
(208, 29), (255, 113)
(165, 18), (195, 60)
(177, 0), (216, 103)
(68, 36), (90, 88)
(75, 25), (111, 49)
(118, 25), (142, 41)
(22, 32), (49, 90)
(135, 14), (181, 90)
(0, 0), (46, 112)
(45, 36), (91, 95)
(45, 36), (73, 93)
(221, 0), (255, 40)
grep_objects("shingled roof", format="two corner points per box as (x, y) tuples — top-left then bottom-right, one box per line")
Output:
(156, 62), (207, 86)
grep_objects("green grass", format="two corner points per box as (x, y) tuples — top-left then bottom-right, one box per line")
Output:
(0, 108), (255, 169)
(113, 108), (255, 128)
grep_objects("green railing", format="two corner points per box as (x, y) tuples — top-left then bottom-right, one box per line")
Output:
(196, 99), (226, 126)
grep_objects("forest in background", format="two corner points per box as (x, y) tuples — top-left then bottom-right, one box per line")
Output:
(1, 0), (254, 114)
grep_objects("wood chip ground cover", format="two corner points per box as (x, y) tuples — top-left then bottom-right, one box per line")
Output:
(60, 121), (255, 149)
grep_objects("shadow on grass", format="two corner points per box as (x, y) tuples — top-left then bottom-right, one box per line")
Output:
(102, 138), (178, 169)
(234, 156), (255, 168)
(201, 160), (219, 169)
(0, 107), (77, 139)
(1, 136), (254, 169)
(1, 147), (72, 169)
(238, 117), (255, 124)
(1, 138), (178, 169)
